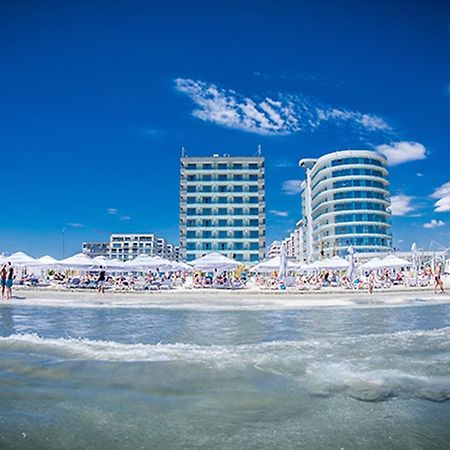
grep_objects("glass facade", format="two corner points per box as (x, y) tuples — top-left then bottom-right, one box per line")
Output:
(180, 156), (265, 262)
(300, 151), (392, 260)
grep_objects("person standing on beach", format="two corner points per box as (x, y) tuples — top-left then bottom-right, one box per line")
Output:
(97, 266), (106, 294)
(434, 263), (445, 294)
(0, 264), (7, 299)
(4, 262), (13, 300)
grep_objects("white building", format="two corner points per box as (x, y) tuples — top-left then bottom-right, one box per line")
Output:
(180, 153), (266, 263)
(299, 150), (392, 262)
(267, 240), (282, 258)
(83, 234), (180, 261)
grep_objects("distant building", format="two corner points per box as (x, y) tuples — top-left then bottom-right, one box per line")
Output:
(299, 150), (392, 262)
(82, 242), (110, 258)
(180, 153), (266, 263)
(83, 233), (179, 261)
(267, 241), (282, 258)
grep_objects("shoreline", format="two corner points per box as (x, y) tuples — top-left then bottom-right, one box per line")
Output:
(1, 285), (449, 311)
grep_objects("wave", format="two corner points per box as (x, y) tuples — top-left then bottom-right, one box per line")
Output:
(0, 326), (449, 363)
(0, 328), (449, 403)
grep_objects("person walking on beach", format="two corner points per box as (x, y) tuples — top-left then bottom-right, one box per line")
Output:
(97, 266), (106, 294)
(434, 263), (445, 294)
(0, 264), (7, 299)
(4, 262), (13, 300)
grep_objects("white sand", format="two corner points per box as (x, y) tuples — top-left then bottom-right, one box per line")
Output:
(3, 285), (450, 310)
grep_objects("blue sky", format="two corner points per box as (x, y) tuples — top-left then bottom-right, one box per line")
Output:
(1, 0), (449, 257)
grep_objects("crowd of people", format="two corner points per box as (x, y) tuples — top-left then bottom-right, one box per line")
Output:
(4, 261), (447, 296)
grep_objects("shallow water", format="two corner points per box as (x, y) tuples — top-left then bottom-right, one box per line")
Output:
(0, 301), (449, 449)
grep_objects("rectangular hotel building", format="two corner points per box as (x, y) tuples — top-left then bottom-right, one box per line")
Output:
(180, 154), (266, 263)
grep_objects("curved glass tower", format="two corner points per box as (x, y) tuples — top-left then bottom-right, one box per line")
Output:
(299, 150), (392, 261)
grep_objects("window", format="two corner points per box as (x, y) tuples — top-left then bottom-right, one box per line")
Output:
(248, 196), (258, 204)
(234, 231), (243, 238)
(233, 174), (243, 181)
(249, 185), (258, 192)
(219, 242), (228, 250)
(202, 185), (212, 193)
(249, 219), (259, 226)
(218, 219), (227, 226)
(202, 231), (212, 238)
(187, 163), (197, 169)
(249, 231), (259, 238)
(234, 197), (243, 204)
(234, 208), (243, 215)
(187, 208), (196, 216)
(249, 208), (258, 215)
(234, 242), (243, 250)
(218, 163), (227, 170)
(187, 197), (196, 204)
(249, 242), (259, 250)
(234, 219), (243, 226)
(186, 243), (196, 250)
(202, 208), (212, 215)
(249, 163), (258, 170)
(233, 163), (242, 169)
(218, 208), (227, 215)
(249, 174), (258, 181)
(218, 231), (227, 238)
(234, 185), (243, 192)
(218, 174), (227, 181)
(187, 186), (196, 193)
(187, 231), (196, 238)
(202, 163), (212, 169)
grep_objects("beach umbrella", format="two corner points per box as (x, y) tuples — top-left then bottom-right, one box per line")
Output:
(170, 261), (193, 272)
(250, 256), (296, 273)
(360, 257), (382, 270)
(91, 256), (125, 270)
(373, 254), (412, 269)
(190, 252), (241, 272)
(4, 251), (36, 266)
(58, 253), (95, 269)
(123, 254), (173, 272)
(28, 255), (59, 269)
(319, 255), (349, 270)
(346, 246), (356, 281)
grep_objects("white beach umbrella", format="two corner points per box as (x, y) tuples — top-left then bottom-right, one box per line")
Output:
(28, 255), (59, 269)
(190, 252), (241, 272)
(58, 253), (95, 269)
(5, 251), (37, 266)
(250, 256), (296, 273)
(360, 257), (382, 270)
(373, 254), (412, 269)
(91, 256), (125, 270)
(170, 261), (193, 272)
(124, 254), (173, 272)
(319, 255), (349, 270)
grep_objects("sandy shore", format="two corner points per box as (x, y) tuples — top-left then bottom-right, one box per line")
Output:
(2, 285), (450, 310)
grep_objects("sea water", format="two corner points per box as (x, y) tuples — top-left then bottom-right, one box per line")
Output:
(0, 301), (449, 449)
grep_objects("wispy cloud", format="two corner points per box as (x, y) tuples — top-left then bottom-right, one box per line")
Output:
(67, 222), (84, 228)
(274, 160), (293, 168)
(282, 179), (302, 195)
(174, 78), (391, 136)
(108, 208), (131, 221)
(431, 181), (450, 212)
(423, 219), (445, 229)
(270, 210), (289, 217)
(390, 195), (415, 216)
(375, 141), (427, 166)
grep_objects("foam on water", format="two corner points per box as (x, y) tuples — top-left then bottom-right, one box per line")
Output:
(1, 327), (449, 403)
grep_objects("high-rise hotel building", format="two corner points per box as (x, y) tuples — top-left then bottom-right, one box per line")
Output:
(180, 154), (266, 262)
(299, 150), (392, 262)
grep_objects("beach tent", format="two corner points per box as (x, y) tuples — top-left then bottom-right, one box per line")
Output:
(250, 256), (296, 273)
(3, 251), (36, 266)
(58, 253), (95, 269)
(373, 254), (412, 269)
(190, 253), (240, 272)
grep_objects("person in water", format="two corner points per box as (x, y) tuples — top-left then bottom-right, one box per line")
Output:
(4, 262), (13, 300)
(97, 266), (106, 294)
(0, 264), (7, 299)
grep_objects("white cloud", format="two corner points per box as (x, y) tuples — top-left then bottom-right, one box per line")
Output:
(67, 223), (83, 228)
(423, 219), (445, 229)
(431, 181), (450, 212)
(375, 141), (426, 166)
(270, 210), (289, 217)
(174, 78), (391, 136)
(282, 179), (303, 195)
(416, 172), (424, 177)
(108, 208), (131, 221)
(390, 195), (415, 216)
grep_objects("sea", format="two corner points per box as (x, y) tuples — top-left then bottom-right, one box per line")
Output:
(0, 300), (449, 449)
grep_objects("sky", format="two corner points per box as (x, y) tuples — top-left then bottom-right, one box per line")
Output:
(1, 0), (449, 257)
